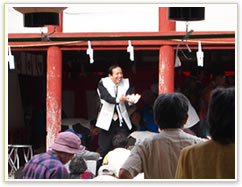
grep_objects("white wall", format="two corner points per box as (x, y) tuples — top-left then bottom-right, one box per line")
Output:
(63, 4), (158, 32)
(7, 7), (48, 34)
(7, 4), (237, 34)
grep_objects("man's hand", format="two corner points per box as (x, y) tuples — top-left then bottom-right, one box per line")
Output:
(119, 95), (129, 102)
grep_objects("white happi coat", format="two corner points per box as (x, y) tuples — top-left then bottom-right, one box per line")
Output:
(96, 77), (132, 131)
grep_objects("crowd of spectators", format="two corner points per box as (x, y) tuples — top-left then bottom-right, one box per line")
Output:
(14, 85), (235, 180)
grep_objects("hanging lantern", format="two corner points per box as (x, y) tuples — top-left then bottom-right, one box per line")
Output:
(13, 7), (67, 27)
(168, 7), (205, 21)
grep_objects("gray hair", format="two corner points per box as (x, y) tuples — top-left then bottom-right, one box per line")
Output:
(69, 154), (87, 174)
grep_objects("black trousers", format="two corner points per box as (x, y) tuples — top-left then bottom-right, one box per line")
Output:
(97, 119), (130, 158)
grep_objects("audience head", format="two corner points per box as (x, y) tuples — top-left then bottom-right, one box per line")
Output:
(208, 87), (235, 144)
(153, 92), (189, 129)
(112, 133), (128, 149)
(69, 154), (87, 175)
(51, 131), (84, 164)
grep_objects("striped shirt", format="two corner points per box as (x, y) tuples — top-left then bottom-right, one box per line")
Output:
(23, 150), (70, 179)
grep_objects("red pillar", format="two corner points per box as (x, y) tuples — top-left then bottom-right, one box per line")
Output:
(158, 7), (176, 94)
(46, 46), (62, 149)
(159, 46), (174, 94)
(159, 7), (176, 32)
(57, 11), (64, 33)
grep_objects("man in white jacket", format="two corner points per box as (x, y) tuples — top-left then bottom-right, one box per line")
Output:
(96, 65), (136, 157)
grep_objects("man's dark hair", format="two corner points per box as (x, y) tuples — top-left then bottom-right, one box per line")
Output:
(108, 64), (121, 75)
(208, 87), (235, 144)
(153, 92), (189, 129)
(69, 154), (87, 175)
(112, 133), (128, 148)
